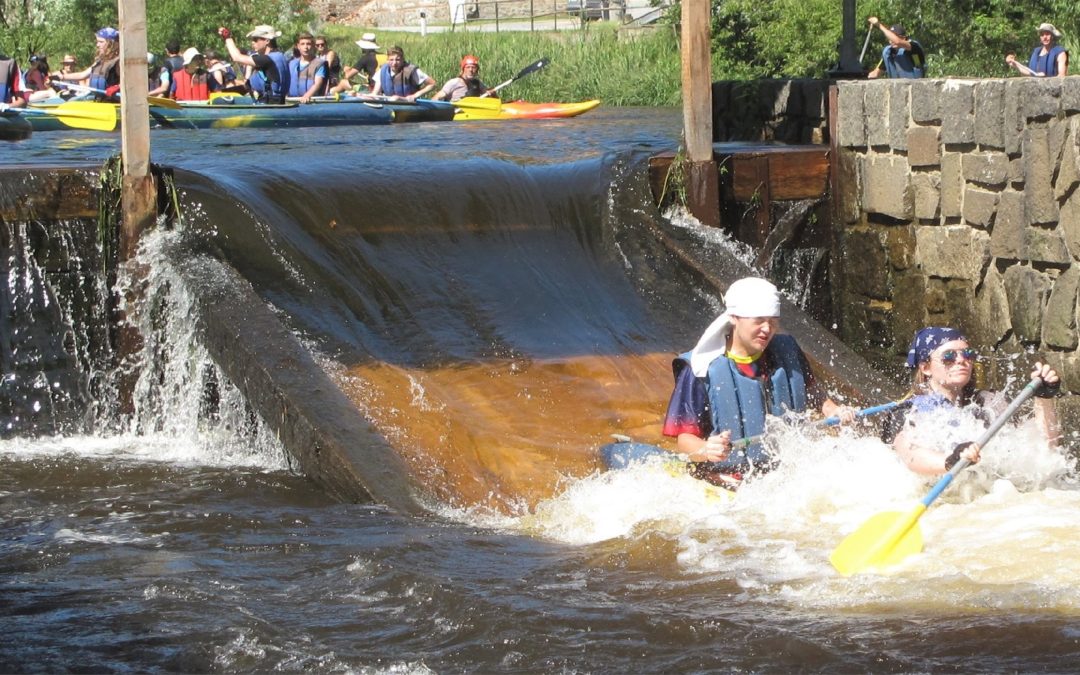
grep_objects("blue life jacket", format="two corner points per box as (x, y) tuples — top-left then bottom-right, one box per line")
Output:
(881, 40), (925, 78)
(378, 62), (420, 96)
(678, 334), (808, 472)
(1029, 45), (1067, 76)
(248, 51), (290, 103)
(0, 56), (15, 103)
(287, 56), (327, 97)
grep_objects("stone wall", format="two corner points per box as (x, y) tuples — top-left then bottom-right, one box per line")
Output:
(834, 77), (1080, 409)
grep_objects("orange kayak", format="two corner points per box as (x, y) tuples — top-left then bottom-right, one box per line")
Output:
(453, 98), (600, 121)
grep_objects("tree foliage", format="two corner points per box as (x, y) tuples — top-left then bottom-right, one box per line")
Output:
(1, 0), (314, 64)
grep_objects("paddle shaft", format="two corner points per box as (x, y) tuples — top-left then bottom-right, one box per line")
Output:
(725, 399), (910, 453)
(859, 24), (874, 63)
(53, 81), (182, 109)
(921, 377), (1042, 506)
(487, 58), (550, 96)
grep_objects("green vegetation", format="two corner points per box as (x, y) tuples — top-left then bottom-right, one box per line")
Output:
(3, 0), (1080, 104)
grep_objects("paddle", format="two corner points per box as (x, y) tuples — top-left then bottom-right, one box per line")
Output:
(830, 376), (1044, 576)
(52, 81), (183, 109)
(17, 102), (117, 131)
(485, 57), (550, 96)
(859, 24), (874, 63)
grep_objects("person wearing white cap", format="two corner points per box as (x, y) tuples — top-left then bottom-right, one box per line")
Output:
(661, 277), (855, 484)
(217, 23), (291, 103)
(1006, 22), (1068, 77)
(330, 33), (384, 94)
(171, 47), (211, 101)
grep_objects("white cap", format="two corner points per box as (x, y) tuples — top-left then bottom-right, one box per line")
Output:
(688, 277), (782, 376)
(182, 47), (203, 65)
(1037, 22), (1062, 38)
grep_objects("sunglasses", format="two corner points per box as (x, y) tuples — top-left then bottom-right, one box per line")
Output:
(938, 348), (977, 364)
(315, 43), (326, 47)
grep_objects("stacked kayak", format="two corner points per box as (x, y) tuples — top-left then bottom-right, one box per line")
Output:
(452, 97), (600, 121)
(0, 111), (33, 141)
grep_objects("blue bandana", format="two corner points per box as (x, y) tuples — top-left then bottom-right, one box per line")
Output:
(906, 327), (966, 368)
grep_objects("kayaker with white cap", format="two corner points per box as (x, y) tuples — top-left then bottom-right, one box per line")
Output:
(218, 23), (291, 103)
(661, 277), (856, 479)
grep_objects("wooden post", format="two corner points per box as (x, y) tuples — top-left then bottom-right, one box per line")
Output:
(118, 0), (156, 260)
(679, 0), (720, 227)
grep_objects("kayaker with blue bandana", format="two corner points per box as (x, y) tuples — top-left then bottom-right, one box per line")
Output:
(52, 27), (121, 96)
(661, 277), (856, 482)
(891, 326), (1061, 476)
(218, 24), (290, 104)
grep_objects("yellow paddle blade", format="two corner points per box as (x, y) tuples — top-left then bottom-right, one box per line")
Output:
(454, 96), (503, 111)
(45, 102), (118, 131)
(830, 505), (926, 576)
(147, 96), (183, 110)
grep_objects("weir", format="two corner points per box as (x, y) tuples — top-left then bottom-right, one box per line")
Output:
(0, 147), (892, 512)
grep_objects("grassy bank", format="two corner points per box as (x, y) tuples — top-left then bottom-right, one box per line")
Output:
(318, 24), (683, 106)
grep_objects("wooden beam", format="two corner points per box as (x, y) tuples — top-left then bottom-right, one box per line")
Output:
(118, 0), (155, 259)
(680, 0), (720, 227)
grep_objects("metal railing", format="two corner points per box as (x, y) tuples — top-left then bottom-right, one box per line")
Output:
(450, 0), (630, 32)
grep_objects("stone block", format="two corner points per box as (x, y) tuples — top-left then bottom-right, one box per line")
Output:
(1064, 77), (1080, 113)
(863, 154), (913, 219)
(893, 272), (929, 341)
(916, 224), (990, 281)
(991, 190), (1027, 259)
(1043, 266), (1080, 349)
(842, 227), (891, 299)
(941, 152), (963, 218)
(972, 264), (1012, 347)
(1020, 78), (1061, 121)
(941, 79), (976, 145)
(1024, 126), (1060, 225)
(883, 224), (917, 270)
(913, 172), (941, 220)
(866, 83), (890, 147)
(910, 79), (941, 124)
(836, 83), (866, 147)
(962, 152), (1010, 187)
(1060, 189), (1080, 259)
(889, 81), (910, 150)
(945, 279), (977, 332)
(1057, 118), (1080, 200)
(926, 278), (947, 313)
(963, 187), (998, 229)
(908, 126), (940, 167)
(1003, 264), (1051, 343)
(974, 80), (1005, 149)
(1004, 82), (1024, 155)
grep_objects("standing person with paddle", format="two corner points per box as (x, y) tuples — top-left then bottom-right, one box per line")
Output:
(433, 55), (487, 102)
(661, 277), (856, 486)
(1006, 23), (1069, 77)
(370, 46), (436, 102)
(218, 24), (291, 104)
(891, 327), (1061, 476)
(866, 18), (925, 79)
(52, 27), (121, 98)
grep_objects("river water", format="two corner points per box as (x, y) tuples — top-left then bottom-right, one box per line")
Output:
(3, 108), (1080, 672)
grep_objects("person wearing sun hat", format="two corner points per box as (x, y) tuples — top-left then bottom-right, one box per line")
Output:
(217, 23), (290, 103)
(1006, 22), (1068, 77)
(866, 16), (926, 78)
(170, 47), (211, 101)
(889, 326), (1061, 476)
(330, 32), (383, 94)
(52, 27), (121, 96)
(660, 277), (856, 484)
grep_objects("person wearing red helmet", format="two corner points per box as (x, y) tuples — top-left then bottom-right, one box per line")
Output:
(433, 54), (488, 102)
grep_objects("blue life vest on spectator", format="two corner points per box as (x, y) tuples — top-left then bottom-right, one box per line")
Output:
(882, 40), (926, 78)
(1029, 45), (1067, 76)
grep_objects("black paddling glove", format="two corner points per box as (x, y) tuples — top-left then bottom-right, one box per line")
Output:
(945, 442), (976, 471)
(1036, 379), (1061, 399)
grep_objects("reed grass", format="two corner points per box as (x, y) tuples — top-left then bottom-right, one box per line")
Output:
(318, 24), (683, 106)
